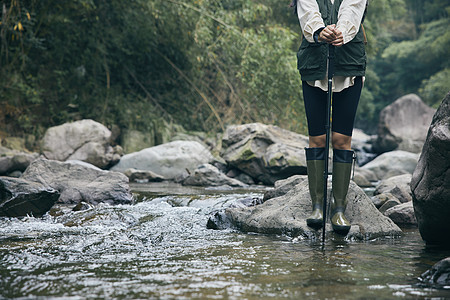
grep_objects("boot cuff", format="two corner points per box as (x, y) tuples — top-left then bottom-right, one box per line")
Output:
(333, 149), (354, 163)
(305, 147), (326, 161)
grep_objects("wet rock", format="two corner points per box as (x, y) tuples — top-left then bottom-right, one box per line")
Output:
(111, 141), (215, 180)
(182, 164), (246, 187)
(384, 202), (417, 226)
(360, 150), (419, 180)
(124, 168), (165, 183)
(40, 119), (121, 169)
(21, 158), (132, 205)
(420, 257), (450, 288)
(371, 193), (398, 209)
(0, 176), (59, 217)
(221, 123), (309, 185)
(208, 177), (402, 240)
(0, 147), (39, 175)
(263, 175), (307, 202)
(374, 94), (436, 154)
(411, 92), (450, 246)
(378, 197), (401, 214)
(374, 174), (412, 203)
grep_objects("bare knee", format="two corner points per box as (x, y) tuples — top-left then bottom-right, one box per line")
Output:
(332, 132), (352, 150)
(309, 135), (326, 148)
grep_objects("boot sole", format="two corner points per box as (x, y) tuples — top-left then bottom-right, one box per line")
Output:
(332, 224), (351, 235)
(307, 219), (323, 229)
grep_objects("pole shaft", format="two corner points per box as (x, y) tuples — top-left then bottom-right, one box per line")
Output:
(322, 45), (335, 246)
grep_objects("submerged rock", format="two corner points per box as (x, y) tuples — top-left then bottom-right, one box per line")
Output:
(221, 123), (309, 185)
(0, 177), (59, 217)
(21, 159), (132, 205)
(208, 176), (402, 240)
(420, 257), (450, 288)
(411, 92), (450, 246)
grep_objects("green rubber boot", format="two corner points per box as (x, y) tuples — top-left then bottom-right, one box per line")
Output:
(305, 147), (326, 229)
(330, 149), (354, 235)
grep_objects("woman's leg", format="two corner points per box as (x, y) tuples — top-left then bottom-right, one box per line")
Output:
(329, 77), (363, 234)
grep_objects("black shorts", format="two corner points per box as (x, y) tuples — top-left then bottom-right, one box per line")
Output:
(302, 76), (362, 137)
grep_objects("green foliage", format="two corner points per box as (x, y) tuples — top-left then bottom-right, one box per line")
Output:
(0, 0), (448, 140)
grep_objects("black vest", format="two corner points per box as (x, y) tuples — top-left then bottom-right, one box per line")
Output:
(297, 0), (366, 81)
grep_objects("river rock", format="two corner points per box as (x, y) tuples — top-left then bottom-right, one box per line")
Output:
(360, 150), (419, 180)
(21, 158), (132, 205)
(0, 147), (39, 176)
(0, 176), (60, 217)
(111, 140), (214, 180)
(374, 94), (436, 154)
(124, 168), (165, 183)
(411, 92), (450, 245)
(208, 176), (402, 240)
(384, 202), (417, 226)
(420, 257), (450, 288)
(182, 164), (246, 187)
(378, 197), (402, 214)
(40, 119), (121, 169)
(221, 123), (309, 185)
(374, 174), (412, 203)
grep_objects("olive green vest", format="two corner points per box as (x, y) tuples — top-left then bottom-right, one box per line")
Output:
(297, 0), (366, 81)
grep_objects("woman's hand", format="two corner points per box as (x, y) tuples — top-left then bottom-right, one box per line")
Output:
(318, 24), (344, 47)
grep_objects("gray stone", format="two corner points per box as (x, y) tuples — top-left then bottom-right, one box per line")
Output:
(0, 147), (39, 175)
(379, 197), (401, 214)
(208, 178), (402, 240)
(374, 94), (436, 153)
(124, 168), (165, 183)
(360, 150), (419, 180)
(420, 257), (450, 288)
(182, 164), (246, 187)
(374, 174), (412, 203)
(21, 158), (132, 205)
(411, 92), (450, 245)
(111, 140), (214, 180)
(221, 123), (309, 185)
(384, 202), (417, 226)
(0, 176), (59, 217)
(371, 192), (398, 209)
(40, 119), (120, 168)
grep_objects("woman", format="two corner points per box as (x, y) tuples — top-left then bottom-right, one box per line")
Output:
(295, 0), (367, 234)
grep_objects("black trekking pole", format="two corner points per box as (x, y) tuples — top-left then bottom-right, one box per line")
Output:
(322, 44), (335, 246)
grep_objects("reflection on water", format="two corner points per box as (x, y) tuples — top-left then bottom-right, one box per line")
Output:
(1, 183), (450, 299)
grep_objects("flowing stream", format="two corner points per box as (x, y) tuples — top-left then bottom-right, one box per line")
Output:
(1, 182), (450, 299)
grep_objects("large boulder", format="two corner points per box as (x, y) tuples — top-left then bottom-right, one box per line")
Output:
(110, 140), (214, 180)
(360, 150), (419, 180)
(21, 159), (132, 205)
(0, 176), (60, 217)
(208, 176), (402, 240)
(221, 123), (309, 185)
(40, 119), (121, 169)
(411, 92), (450, 245)
(374, 94), (436, 154)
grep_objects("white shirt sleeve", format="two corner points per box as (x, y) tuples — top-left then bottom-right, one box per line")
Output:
(296, 0), (325, 43)
(336, 0), (367, 44)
